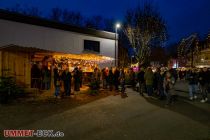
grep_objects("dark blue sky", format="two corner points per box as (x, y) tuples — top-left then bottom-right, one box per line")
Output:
(0, 0), (209, 44)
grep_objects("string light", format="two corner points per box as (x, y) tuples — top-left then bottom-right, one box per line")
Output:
(53, 53), (114, 72)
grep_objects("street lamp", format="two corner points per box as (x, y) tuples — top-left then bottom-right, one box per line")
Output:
(115, 23), (121, 67)
(131, 55), (134, 67)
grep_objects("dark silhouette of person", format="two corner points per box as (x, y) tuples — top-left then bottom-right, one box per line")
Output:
(108, 68), (114, 91)
(74, 67), (80, 91)
(61, 65), (72, 96)
(114, 68), (120, 91)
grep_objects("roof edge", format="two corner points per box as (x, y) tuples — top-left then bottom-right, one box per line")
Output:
(0, 9), (116, 40)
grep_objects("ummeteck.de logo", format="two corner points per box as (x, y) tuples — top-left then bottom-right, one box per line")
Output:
(3, 130), (64, 138)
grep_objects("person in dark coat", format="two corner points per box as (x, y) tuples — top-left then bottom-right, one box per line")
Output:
(61, 65), (72, 96)
(187, 69), (198, 100)
(198, 68), (209, 103)
(179, 70), (183, 80)
(164, 71), (176, 106)
(108, 68), (114, 91)
(130, 68), (136, 90)
(156, 68), (165, 99)
(102, 68), (106, 89)
(144, 68), (154, 96)
(78, 67), (83, 88)
(137, 68), (145, 96)
(42, 66), (51, 90)
(170, 68), (178, 82)
(120, 68), (127, 98)
(105, 67), (109, 89)
(74, 67), (80, 91)
(31, 63), (42, 89)
(114, 68), (120, 91)
(54, 67), (61, 97)
(153, 71), (158, 93)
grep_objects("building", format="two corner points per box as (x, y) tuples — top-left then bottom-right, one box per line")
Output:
(194, 33), (210, 68)
(0, 9), (118, 87)
(177, 33), (210, 68)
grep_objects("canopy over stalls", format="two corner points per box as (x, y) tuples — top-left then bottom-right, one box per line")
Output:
(53, 53), (114, 72)
(54, 53), (114, 63)
(0, 44), (115, 72)
(0, 44), (53, 53)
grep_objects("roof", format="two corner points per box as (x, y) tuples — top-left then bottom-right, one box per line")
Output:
(0, 9), (116, 40)
(0, 44), (54, 53)
(0, 44), (114, 62)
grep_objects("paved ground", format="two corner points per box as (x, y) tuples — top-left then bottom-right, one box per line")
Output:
(1, 80), (210, 140)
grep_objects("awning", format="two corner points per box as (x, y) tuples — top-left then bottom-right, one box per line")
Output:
(53, 53), (114, 63)
(0, 44), (54, 53)
(0, 44), (114, 63)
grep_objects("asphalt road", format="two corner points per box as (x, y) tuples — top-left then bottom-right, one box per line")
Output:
(2, 80), (210, 140)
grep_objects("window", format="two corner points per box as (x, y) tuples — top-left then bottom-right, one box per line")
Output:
(84, 40), (100, 53)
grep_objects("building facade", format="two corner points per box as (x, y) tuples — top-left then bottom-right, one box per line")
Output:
(0, 10), (118, 87)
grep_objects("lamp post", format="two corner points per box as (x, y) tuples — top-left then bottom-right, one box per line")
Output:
(115, 23), (121, 67)
(131, 55), (134, 67)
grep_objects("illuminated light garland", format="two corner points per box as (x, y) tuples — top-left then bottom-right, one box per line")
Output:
(52, 53), (115, 72)
(53, 53), (114, 63)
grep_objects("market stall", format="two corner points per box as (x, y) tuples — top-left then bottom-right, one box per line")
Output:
(53, 53), (114, 72)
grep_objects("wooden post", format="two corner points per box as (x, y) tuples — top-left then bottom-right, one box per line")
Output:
(25, 53), (31, 88)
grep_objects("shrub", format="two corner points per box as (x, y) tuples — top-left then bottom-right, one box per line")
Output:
(88, 79), (100, 95)
(0, 76), (25, 104)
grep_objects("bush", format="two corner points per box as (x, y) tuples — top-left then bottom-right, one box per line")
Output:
(0, 76), (25, 104)
(88, 89), (99, 96)
(88, 79), (100, 95)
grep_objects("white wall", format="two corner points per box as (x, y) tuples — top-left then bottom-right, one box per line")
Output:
(0, 19), (117, 59)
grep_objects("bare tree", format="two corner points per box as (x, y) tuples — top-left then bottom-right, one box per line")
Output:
(7, 4), (42, 17)
(123, 2), (167, 67)
(49, 7), (63, 21)
(62, 9), (84, 26)
(23, 6), (42, 17)
(103, 18), (115, 32)
(85, 15), (103, 30)
(7, 3), (22, 13)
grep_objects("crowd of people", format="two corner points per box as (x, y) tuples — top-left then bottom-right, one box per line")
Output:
(31, 64), (51, 90)
(31, 63), (83, 98)
(91, 66), (210, 105)
(52, 66), (168, 100)
(135, 67), (210, 105)
(53, 64), (83, 98)
(136, 67), (177, 106)
(32, 61), (210, 104)
(186, 68), (210, 103)
(53, 66), (128, 98)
